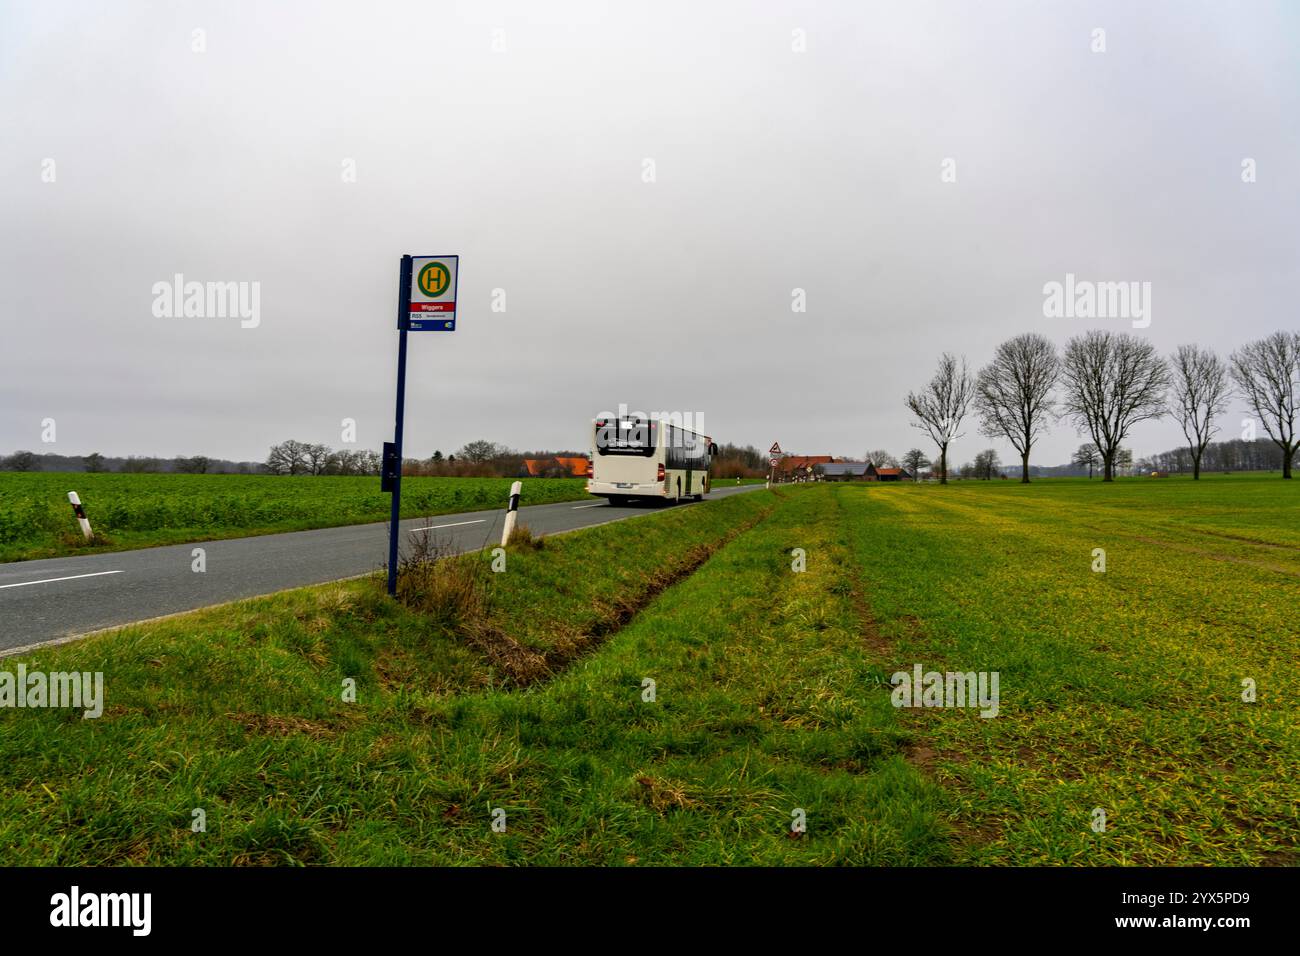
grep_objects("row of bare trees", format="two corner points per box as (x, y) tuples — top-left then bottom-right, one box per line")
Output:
(265, 439), (533, 477)
(266, 440), (381, 476)
(906, 330), (1300, 483)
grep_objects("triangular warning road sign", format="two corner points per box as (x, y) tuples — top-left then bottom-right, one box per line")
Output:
(769, 442), (782, 455)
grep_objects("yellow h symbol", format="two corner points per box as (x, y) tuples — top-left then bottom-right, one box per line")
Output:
(421, 264), (446, 295)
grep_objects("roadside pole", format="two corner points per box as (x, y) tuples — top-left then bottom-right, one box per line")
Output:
(67, 491), (93, 541)
(386, 253), (460, 597)
(501, 480), (522, 546)
(386, 256), (413, 597)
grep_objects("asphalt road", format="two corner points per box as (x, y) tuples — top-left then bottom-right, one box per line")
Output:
(0, 483), (764, 654)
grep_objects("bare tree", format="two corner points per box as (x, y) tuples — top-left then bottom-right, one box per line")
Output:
(1170, 344), (1232, 480)
(457, 440), (501, 463)
(266, 439), (310, 476)
(975, 333), (1059, 483)
(330, 449), (370, 476)
(306, 443), (332, 476)
(1061, 331), (1170, 482)
(1072, 442), (1099, 479)
(901, 448), (929, 480)
(864, 448), (898, 468)
(973, 448), (1002, 479)
(906, 353), (975, 485)
(1230, 331), (1300, 479)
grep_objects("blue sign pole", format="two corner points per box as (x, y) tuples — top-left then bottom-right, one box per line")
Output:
(387, 255), (414, 597)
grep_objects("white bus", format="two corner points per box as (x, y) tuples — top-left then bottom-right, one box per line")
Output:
(587, 415), (717, 502)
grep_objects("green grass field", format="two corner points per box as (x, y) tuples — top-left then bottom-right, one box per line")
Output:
(0, 474), (1294, 865)
(0, 473), (590, 563)
(843, 474), (1298, 864)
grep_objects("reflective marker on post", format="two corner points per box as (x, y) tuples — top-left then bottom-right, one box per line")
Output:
(67, 491), (93, 541)
(501, 481), (522, 547)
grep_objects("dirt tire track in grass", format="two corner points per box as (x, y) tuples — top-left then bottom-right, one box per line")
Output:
(831, 490), (957, 781)
(832, 486), (999, 856)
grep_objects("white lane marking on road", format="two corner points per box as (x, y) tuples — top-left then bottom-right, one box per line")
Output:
(408, 520), (487, 533)
(571, 503), (604, 509)
(0, 570), (125, 590)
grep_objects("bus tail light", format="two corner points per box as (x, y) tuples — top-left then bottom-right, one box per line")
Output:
(657, 463), (665, 482)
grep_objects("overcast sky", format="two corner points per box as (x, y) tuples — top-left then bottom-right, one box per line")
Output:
(3, 0), (1297, 467)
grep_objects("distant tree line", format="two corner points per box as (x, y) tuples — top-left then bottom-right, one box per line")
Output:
(263, 438), (770, 480)
(407, 442), (581, 479)
(2, 437), (771, 480)
(1138, 438), (1288, 475)
(0, 451), (264, 474)
(710, 443), (767, 478)
(264, 439), (587, 479)
(906, 330), (1300, 483)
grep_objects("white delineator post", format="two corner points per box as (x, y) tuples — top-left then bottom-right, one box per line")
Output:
(501, 480), (522, 546)
(68, 491), (93, 540)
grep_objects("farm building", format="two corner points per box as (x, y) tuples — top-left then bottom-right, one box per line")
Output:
(820, 462), (873, 481)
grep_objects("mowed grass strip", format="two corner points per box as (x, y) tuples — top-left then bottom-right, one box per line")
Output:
(0, 487), (950, 864)
(837, 475), (1300, 865)
(0, 473), (591, 562)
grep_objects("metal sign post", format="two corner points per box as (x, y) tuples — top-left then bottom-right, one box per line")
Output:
(387, 256), (413, 597)
(387, 254), (459, 597)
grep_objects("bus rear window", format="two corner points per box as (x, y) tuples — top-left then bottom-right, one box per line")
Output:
(595, 419), (656, 457)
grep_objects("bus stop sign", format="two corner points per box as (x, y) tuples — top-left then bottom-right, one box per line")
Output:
(406, 255), (458, 331)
